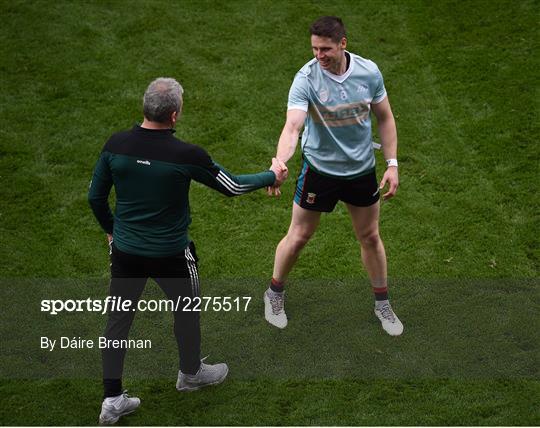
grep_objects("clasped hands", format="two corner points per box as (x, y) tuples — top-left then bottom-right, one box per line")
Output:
(268, 157), (288, 196)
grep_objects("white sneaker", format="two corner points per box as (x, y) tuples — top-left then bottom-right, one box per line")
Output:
(264, 289), (287, 329)
(176, 358), (229, 392)
(374, 302), (404, 336)
(99, 391), (140, 425)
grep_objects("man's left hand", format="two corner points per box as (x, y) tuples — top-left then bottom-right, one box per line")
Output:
(379, 167), (399, 200)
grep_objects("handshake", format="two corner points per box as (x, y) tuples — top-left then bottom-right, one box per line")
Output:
(268, 157), (288, 196)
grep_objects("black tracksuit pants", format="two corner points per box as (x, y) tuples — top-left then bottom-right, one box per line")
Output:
(102, 242), (201, 398)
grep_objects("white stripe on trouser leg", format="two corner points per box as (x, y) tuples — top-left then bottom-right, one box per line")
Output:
(184, 248), (196, 296)
(186, 249), (199, 296)
(185, 247), (199, 297)
(183, 248), (192, 296)
(188, 260), (199, 297)
(189, 251), (201, 296)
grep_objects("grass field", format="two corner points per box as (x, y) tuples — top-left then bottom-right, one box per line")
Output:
(1, 0), (539, 425)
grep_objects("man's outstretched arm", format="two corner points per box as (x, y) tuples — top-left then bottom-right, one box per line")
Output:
(276, 109), (307, 164)
(269, 109), (307, 196)
(184, 147), (287, 197)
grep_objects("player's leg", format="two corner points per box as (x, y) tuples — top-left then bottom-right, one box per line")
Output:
(153, 241), (228, 392)
(272, 161), (334, 285)
(346, 202), (403, 336)
(273, 201), (322, 282)
(266, 161), (341, 328)
(265, 202), (322, 328)
(346, 201), (387, 289)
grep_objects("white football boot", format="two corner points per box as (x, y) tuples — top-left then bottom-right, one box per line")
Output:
(264, 289), (287, 329)
(99, 391), (140, 425)
(374, 302), (404, 336)
(176, 358), (229, 392)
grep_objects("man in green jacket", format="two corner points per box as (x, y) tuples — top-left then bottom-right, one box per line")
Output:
(89, 77), (287, 425)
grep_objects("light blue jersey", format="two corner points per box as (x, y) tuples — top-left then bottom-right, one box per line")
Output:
(288, 52), (387, 178)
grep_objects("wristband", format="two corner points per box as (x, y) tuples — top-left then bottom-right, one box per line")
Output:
(386, 158), (398, 168)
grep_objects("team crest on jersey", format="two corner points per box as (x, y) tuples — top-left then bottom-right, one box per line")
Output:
(319, 89), (329, 103)
(306, 193), (317, 204)
(357, 84), (369, 95)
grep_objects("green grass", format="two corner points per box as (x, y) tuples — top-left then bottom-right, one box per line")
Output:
(1, 379), (538, 426)
(1, 0), (539, 425)
(2, 278), (538, 380)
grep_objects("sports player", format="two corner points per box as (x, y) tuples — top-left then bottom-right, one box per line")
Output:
(264, 16), (403, 336)
(89, 77), (287, 424)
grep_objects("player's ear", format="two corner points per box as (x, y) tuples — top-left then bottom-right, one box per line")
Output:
(171, 111), (178, 126)
(340, 37), (347, 49)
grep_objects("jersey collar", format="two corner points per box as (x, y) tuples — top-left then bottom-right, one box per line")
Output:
(321, 51), (354, 83)
(134, 124), (176, 134)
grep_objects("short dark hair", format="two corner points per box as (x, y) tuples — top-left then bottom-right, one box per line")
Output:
(310, 16), (346, 43)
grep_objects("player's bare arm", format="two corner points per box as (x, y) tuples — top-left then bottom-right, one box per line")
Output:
(372, 97), (399, 200)
(276, 109), (307, 164)
(268, 109), (307, 196)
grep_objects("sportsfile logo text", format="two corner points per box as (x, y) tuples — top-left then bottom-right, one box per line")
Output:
(41, 296), (252, 315)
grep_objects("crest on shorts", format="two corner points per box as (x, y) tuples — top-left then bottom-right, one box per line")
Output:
(306, 192), (316, 204)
